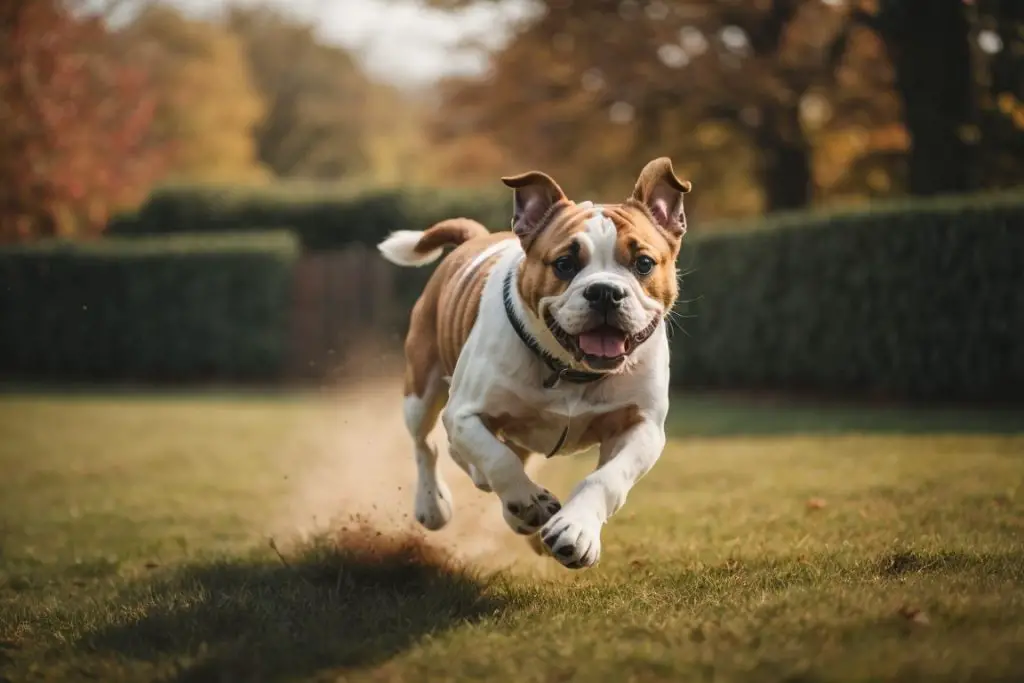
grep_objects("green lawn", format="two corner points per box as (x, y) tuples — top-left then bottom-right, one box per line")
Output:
(1, 387), (1022, 682)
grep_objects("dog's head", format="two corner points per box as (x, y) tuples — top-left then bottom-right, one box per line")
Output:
(504, 157), (692, 372)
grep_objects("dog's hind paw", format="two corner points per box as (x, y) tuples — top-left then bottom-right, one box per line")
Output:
(414, 479), (453, 531)
(500, 485), (561, 535)
(540, 509), (602, 569)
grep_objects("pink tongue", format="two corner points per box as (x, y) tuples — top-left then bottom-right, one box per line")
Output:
(578, 329), (627, 358)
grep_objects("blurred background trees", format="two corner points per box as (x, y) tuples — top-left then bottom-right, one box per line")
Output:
(0, 0), (1021, 241)
(123, 4), (269, 184)
(0, 0), (168, 240)
(2, 0), (1021, 395)
(429, 0), (1022, 221)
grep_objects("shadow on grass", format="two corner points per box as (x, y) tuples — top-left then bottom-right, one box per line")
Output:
(666, 393), (1024, 439)
(79, 527), (507, 682)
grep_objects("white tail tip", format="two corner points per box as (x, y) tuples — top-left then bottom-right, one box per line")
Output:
(377, 230), (442, 267)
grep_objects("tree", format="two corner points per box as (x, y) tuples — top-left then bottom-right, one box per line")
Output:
(848, 0), (979, 195)
(0, 0), (167, 241)
(427, 0), (899, 216)
(225, 6), (374, 181)
(121, 5), (270, 184)
(971, 0), (1024, 188)
(359, 83), (437, 187)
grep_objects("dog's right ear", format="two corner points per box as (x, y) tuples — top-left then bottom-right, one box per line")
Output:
(501, 171), (568, 244)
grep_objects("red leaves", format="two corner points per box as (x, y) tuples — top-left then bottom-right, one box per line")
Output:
(0, 0), (169, 242)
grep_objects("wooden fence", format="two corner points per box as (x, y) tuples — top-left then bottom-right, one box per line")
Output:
(287, 245), (400, 380)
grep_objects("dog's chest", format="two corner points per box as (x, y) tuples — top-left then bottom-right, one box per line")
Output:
(500, 414), (593, 457)
(485, 394), (637, 457)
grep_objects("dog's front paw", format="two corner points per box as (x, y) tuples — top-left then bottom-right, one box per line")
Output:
(540, 509), (602, 569)
(500, 485), (561, 535)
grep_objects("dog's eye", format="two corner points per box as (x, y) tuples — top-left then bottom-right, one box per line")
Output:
(635, 255), (657, 276)
(552, 255), (578, 280)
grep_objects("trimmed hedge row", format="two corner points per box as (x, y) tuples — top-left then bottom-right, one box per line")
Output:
(8, 183), (1020, 400)
(109, 183), (511, 251)
(671, 191), (1024, 401)
(0, 232), (300, 382)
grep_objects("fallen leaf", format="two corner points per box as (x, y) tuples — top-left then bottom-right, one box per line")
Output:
(897, 604), (930, 625)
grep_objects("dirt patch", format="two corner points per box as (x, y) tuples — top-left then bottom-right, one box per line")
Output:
(268, 369), (571, 577)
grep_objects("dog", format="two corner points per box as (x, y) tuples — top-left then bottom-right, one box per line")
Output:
(376, 157), (691, 569)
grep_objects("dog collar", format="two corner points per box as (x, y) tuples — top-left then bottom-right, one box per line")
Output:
(502, 267), (607, 389)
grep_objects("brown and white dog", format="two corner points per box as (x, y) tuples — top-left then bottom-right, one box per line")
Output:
(377, 158), (691, 569)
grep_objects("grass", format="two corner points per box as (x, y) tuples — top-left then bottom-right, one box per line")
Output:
(1, 390), (1023, 682)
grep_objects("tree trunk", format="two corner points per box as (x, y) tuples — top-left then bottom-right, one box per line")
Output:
(875, 0), (978, 195)
(756, 105), (813, 213)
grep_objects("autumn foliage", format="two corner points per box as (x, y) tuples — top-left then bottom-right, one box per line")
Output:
(0, 0), (1019, 243)
(0, 0), (168, 242)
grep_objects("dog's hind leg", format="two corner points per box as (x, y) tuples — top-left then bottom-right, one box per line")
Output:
(403, 364), (454, 531)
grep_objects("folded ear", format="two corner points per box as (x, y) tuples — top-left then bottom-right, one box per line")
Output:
(501, 171), (569, 242)
(630, 157), (692, 237)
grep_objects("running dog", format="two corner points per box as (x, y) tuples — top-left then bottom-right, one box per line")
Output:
(377, 158), (691, 569)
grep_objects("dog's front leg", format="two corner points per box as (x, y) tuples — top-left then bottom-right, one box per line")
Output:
(540, 415), (666, 568)
(446, 409), (562, 534)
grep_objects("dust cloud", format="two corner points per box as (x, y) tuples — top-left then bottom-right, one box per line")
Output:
(268, 353), (574, 578)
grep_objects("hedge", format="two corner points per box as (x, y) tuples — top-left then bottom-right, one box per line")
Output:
(18, 183), (1021, 399)
(0, 231), (300, 382)
(109, 183), (511, 251)
(671, 191), (1024, 402)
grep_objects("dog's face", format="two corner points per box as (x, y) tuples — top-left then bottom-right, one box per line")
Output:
(504, 158), (692, 372)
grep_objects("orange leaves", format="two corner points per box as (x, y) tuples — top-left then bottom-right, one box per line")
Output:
(0, 0), (169, 242)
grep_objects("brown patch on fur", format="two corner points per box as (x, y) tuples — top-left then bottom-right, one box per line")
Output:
(516, 202), (596, 316)
(483, 404), (642, 458)
(403, 231), (515, 397)
(579, 404), (643, 447)
(415, 218), (491, 255)
(604, 203), (681, 311)
(480, 413), (542, 462)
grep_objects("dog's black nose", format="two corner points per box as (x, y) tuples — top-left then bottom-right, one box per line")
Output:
(584, 282), (626, 309)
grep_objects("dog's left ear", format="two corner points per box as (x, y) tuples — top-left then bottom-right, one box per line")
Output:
(501, 171), (569, 244)
(630, 157), (692, 237)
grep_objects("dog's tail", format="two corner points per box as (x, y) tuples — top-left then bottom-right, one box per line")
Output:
(377, 218), (490, 267)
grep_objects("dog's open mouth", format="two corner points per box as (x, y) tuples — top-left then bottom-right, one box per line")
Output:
(545, 314), (634, 370)
(577, 325), (629, 361)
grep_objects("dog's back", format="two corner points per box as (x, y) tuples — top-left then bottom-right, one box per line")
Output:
(377, 219), (517, 530)
(377, 219), (515, 394)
